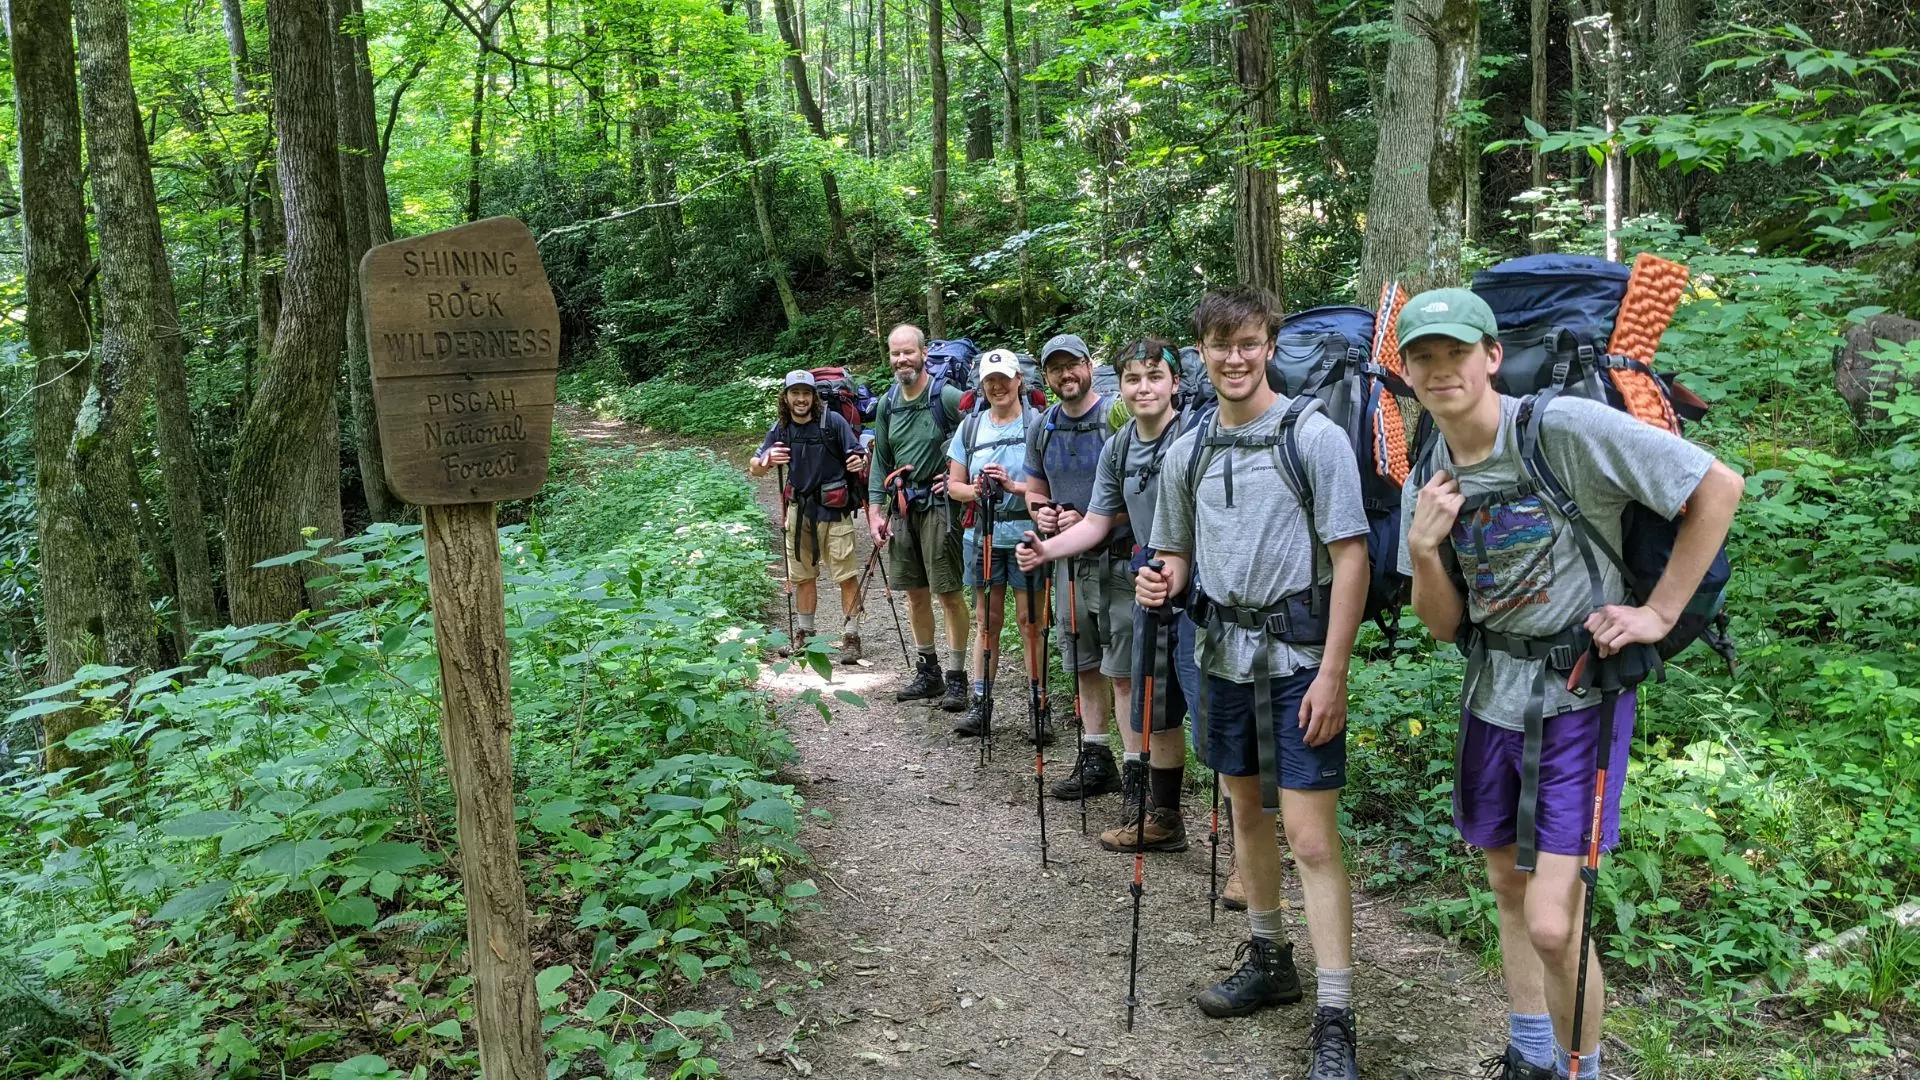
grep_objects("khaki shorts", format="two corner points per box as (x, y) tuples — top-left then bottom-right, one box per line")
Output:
(787, 515), (859, 583)
(887, 503), (965, 595)
(1051, 553), (1134, 677)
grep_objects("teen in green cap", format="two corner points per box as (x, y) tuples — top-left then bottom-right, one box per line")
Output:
(1394, 287), (1742, 1080)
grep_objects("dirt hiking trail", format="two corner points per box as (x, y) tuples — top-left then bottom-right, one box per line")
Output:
(560, 407), (1512, 1080)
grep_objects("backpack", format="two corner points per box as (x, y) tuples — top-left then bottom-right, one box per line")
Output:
(1239, 301), (1413, 641)
(1450, 253), (1731, 664)
(810, 366), (870, 435)
(1177, 346), (1216, 409)
(958, 352), (1047, 414)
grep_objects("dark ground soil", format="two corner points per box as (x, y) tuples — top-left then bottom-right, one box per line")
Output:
(561, 407), (1514, 1080)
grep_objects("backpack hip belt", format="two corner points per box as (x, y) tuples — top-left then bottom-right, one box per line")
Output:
(1190, 584), (1328, 812)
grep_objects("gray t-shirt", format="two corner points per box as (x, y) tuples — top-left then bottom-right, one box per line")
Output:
(1152, 395), (1369, 681)
(1397, 395), (1715, 730)
(1088, 410), (1198, 546)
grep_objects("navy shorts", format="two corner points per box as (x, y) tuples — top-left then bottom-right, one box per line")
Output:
(1195, 668), (1347, 791)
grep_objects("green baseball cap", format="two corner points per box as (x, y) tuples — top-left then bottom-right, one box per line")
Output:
(1397, 288), (1499, 349)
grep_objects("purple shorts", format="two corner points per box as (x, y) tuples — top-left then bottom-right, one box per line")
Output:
(1454, 692), (1635, 859)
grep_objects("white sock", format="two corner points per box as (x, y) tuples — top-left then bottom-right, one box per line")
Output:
(796, 612), (816, 632)
(1315, 967), (1352, 1011)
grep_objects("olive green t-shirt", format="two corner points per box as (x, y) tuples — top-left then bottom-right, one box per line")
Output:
(868, 380), (964, 504)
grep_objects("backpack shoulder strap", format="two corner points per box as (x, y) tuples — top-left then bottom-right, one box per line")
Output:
(1275, 397), (1323, 517)
(960, 410), (985, 468)
(1514, 394), (1627, 609)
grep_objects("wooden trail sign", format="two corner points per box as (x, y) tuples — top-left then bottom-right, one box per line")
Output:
(361, 215), (558, 505)
(361, 218), (553, 1078)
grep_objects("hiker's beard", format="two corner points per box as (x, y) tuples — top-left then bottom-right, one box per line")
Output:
(789, 397), (815, 423)
(891, 356), (925, 384)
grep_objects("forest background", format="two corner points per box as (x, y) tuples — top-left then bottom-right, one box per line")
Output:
(0, 0), (1916, 1076)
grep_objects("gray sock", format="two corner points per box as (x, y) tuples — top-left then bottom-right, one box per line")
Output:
(1315, 967), (1352, 1011)
(1554, 1043), (1600, 1078)
(951, 647), (968, 672)
(796, 612), (816, 632)
(1082, 733), (1106, 746)
(1248, 907), (1286, 942)
(844, 612), (861, 636)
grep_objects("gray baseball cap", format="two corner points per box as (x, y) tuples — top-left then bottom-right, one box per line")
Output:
(1041, 333), (1091, 365)
(782, 369), (817, 389)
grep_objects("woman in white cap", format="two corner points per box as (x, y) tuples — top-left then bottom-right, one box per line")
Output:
(750, 370), (869, 662)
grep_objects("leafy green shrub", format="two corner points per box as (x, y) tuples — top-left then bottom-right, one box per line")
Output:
(583, 378), (777, 437)
(0, 452), (809, 1078)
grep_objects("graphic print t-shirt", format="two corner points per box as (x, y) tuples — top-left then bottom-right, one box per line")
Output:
(1396, 395), (1715, 730)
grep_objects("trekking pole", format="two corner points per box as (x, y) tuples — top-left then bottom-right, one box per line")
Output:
(1125, 559), (1167, 1032)
(1567, 653), (1623, 1080)
(1057, 505), (1090, 833)
(975, 477), (1000, 766)
(776, 464), (795, 648)
(1021, 538), (1050, 868)
(1209, 773), (1222, 924)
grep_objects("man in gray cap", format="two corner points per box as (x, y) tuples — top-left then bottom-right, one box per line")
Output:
(1025, 333), (1131, 801)
(750, 370), (869, 662)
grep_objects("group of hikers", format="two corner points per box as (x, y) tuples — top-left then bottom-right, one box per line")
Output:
(747, 273), (1741, 1080)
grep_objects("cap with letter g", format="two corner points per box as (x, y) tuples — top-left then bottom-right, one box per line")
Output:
(1397, 288), (1499, 349)
(979, 349), (1022, 382)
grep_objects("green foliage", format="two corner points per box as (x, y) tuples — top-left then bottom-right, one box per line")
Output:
(0, 451), (813, 1077)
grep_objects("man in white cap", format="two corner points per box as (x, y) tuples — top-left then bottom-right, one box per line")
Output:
(750, 370), (870, 662)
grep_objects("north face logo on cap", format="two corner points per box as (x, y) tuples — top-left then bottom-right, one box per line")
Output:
(1422, 301), (1450, 313)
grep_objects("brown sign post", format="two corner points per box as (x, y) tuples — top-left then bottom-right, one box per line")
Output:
(362, 216), (555, 1078)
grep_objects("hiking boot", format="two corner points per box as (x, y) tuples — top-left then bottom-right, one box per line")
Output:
(1100, 807), (1190, 853)
(1307, 1006), (1359, 1080)
(1194, 937), (1302, 1018)
(1050, 742), (1122, 799)
(938, 670), (970, 713)
(1477, 1046), (1556, 1080)
(896, 655), (944, 702)
(1027, 711), (1056, 747)
(835, 633), (862, 666)
(953, 693), (992, 738)
(1222, 847), (1248, 911)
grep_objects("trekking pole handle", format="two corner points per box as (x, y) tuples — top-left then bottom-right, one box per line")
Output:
(1141, 557), (1171, 616)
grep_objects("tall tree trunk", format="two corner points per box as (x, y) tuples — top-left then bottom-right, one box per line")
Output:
(729, 76), (802, 326)
(1001, 0), (1032, 351)
(863, 0), (876, 156)
(927, 0), (948, 337)
(1566, 0), (1586, 189)
(1529, 0), (1549, 250)
(1356, 0), (1480, 300)
(636, 67), (680, 274)
(71, 0), (160, 671)
(226, 0), (349, 630)
(8, 0), (102, 770)
(466, 25), (490, 223)
(330, 0), (391, 522)
(146, 212), (220, 635)
(1232, 0), (1283, 300)
(222, 0), (281, 387)
(772, 0), (851, 260)
(1293, 0), (1333, 125)
(956, 0), (993, 162)
(877, 0), (890, 150)
(1651, 0), (1695, 223)
(219, 0), (250, 107)
(352, 0), (394, 244)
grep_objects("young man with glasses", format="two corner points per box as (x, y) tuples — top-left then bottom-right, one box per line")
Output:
(1138, 286), (1367, 1079)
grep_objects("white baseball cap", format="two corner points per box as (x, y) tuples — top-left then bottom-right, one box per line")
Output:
(979, 349), (1021, 382)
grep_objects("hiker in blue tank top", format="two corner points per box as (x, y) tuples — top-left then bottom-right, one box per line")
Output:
(1138, 286), (1367, 1080)
(1024, 333), (1133, 801)
(944, 350), (1048, 743)
(1395, 289), (1741, 1080)
(1017, 337), (1200, 850)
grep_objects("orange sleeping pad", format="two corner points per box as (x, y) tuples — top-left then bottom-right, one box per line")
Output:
(1370, 281), (1412, 488)
(1606, 253), (1689, 435)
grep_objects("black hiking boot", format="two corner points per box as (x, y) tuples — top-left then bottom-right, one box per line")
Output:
(1194, 937), (1302, 1018)
(1049, 743), (1121, 800)
(896, 655), (944, 702)
(954, 693), (992, 738)
(835, 633), (862, 666)
(1028, 710), (1056, 747)
(938, 670), (970, 713)
(1307, 1006), (1359, 1080)
(1477, 1046), (1555, 1080)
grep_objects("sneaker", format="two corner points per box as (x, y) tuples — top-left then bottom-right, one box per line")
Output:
(1100, 806), (1190, 853)
(1194, 937), (1302, 1018)
(895, 655), (944, 702)
(835, 633), (862, 666)
(937, 670), (970, 713)
(953, 693), (992, 738)
(1477, 1046), (1556, 1080)
(1049, 743), (1121, 799)
(1307, 1006), (1359, 1080)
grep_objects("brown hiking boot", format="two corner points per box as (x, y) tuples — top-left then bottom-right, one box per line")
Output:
(835, 633), (862, 666)
(1100, 806), (1190, 852)
(1222, 844), (1248, 911)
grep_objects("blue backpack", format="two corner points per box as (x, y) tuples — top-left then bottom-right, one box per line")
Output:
(1430, 254), (1732, 665)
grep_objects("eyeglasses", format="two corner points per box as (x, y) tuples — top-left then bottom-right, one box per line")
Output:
(1201, 339), (1272, 360)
